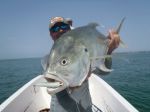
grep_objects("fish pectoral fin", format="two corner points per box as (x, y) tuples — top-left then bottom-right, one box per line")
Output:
(99, 64), (113, 73)
(41, 54), (49, 70)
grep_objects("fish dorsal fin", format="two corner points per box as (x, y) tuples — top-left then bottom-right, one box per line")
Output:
(87, 22), (99, 28)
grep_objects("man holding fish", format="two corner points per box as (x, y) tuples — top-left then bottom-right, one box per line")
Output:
(40, 16), (123, 112)
(49, 17), (120, 73)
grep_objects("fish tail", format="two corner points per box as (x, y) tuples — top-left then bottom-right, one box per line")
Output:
(100, 63), (113, 72)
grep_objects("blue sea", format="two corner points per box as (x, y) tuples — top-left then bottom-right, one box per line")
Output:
(0, 52), (150, 112)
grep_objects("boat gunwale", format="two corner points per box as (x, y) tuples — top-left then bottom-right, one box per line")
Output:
(91, 74), (138, 112)
(0, 75), (43, 111)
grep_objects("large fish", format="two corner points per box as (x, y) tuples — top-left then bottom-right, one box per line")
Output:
(40, 18), (125, 94)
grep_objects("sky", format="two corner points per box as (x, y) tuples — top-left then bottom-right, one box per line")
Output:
(0, 0), (150, 60)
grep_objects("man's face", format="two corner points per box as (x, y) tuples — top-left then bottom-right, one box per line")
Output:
(50, 22), (71, 41)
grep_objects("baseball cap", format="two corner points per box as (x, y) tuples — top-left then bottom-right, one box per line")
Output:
(49, 17), (72, 29)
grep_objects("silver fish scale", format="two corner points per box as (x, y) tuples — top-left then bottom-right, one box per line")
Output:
(54, 23), (108, 69)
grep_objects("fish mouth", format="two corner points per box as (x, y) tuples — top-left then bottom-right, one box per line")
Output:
(45, 74), (63, 84)
(43, 72), (69, 94)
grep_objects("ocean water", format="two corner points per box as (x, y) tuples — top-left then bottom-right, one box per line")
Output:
(0, 52), (150, 112)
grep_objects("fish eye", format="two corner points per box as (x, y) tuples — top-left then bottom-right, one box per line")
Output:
(60, 58), (69, 66)
(84, 48), (88, 52)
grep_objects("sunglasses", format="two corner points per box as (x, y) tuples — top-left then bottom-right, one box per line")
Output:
(50, 23), (70, 32)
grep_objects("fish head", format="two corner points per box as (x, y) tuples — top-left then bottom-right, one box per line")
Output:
(43, 36), (91, 94)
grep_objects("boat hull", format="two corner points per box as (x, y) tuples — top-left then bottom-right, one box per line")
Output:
(0, 74), (138, 112)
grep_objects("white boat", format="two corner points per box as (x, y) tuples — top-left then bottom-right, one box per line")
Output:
(0, 74), (138, 112)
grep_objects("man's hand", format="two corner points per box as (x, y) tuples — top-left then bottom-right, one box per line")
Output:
(107, 29), (120, 54)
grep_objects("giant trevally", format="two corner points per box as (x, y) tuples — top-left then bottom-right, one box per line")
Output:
(39, 18), (125, 94)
